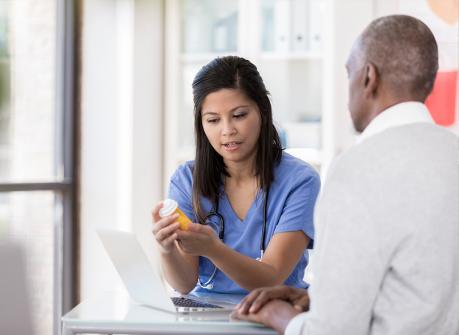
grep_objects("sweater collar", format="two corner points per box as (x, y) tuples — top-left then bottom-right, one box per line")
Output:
(357, 102), (434, 143)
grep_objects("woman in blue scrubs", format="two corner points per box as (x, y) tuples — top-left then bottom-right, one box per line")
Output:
(152, 56), (320, 295)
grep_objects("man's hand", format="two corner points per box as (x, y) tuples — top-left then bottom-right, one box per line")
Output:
(235, 285), (310, 315)
(231, 299), (300, 334)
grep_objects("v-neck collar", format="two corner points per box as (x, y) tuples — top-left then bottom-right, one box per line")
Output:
(220, 189), (262, 223)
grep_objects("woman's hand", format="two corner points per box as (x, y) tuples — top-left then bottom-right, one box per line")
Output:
(175, 223), (220, 256)
(151, 202), (181, 254)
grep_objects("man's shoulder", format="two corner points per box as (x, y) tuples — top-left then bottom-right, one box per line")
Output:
(329, 123), (458, 180)
(347, 123), (456, 159)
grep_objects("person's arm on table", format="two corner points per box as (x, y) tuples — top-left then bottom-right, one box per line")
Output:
(233, 299), (301, 334)
(175, 172), (319, 290)
(231, 285), (309, 334)
(176, 225), (309, 291)
(236, 285), (310, 314)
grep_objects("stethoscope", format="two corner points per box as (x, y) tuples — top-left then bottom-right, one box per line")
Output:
(198, 187), (270, 290)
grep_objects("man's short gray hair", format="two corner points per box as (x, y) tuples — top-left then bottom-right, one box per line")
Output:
(358, 15), (438, 99)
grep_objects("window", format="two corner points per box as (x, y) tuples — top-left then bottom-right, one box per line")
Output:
(0, 0), (77, 334)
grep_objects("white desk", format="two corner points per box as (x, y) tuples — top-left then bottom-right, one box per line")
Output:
(62, 292), (277, 335)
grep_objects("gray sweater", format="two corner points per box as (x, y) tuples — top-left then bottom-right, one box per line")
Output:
(289, 123), (459, 335)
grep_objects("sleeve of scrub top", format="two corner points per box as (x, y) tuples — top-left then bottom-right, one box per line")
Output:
(167, 163), (196, 223)
(273, 171), (320, 246)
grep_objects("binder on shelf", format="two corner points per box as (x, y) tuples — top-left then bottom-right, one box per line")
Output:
(269, 0), (323, 54)
(308, 0), (324, 52)
(212, 12), (238, 52)
(291, 0), (309, 52)
(273, 0), (291, 52)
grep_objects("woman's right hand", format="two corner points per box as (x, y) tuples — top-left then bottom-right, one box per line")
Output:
(151, 202), (181, 254)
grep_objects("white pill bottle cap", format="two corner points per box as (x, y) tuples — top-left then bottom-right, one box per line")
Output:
(159, 198), (178, 217)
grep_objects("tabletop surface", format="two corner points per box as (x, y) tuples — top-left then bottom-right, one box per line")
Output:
(62, 291), (277, 334)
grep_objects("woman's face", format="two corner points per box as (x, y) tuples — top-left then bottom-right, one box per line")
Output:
(201, 88), (261, 165)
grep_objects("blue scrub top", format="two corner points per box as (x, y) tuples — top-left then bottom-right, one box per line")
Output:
(168, 152), (320, 294)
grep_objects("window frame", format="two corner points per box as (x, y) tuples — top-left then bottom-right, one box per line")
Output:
(0, 0), (80, 334)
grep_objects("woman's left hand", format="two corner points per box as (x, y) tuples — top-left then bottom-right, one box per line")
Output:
(175, 223), (220, 256)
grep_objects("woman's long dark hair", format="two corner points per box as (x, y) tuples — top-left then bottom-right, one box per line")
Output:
(191, 56), (282, 222)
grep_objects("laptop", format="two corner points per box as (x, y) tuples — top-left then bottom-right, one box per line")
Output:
(97, 229), (238, 313)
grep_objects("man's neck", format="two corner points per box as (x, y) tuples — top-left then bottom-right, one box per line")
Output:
(365, 95), (424, 130)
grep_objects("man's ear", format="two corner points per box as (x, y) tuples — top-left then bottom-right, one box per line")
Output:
(363, 63), (378, 98)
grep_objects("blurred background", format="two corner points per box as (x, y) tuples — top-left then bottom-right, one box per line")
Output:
(0, 0), (457, 334)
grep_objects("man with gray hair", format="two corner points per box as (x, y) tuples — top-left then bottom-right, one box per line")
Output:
(232, 15), (459, 335)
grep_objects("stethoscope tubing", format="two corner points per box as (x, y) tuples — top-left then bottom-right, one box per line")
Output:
(198, 187), (270, 289)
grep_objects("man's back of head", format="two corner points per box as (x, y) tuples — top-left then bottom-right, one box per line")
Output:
(346, 15), (439, 132)
(359, 15), (438, 100)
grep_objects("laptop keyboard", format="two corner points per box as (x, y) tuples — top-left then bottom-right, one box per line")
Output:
(172, 297), (223, 309)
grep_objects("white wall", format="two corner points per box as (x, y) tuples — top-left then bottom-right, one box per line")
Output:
(131, 0), (164, 269)
(83, 0), (373, 302)
(80, 0), (163, 302)
(374, 0), (399, 17)
(79, 0), (455, 302)
(321, 0), (375, 173)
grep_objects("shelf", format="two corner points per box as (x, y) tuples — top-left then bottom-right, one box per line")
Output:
(284, 147), (321, 166)
(180, 51), (322, 63)
(180, 52), (238, 63)
(260, 51), (322, 61)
